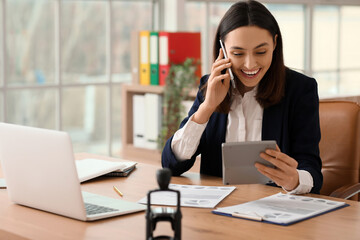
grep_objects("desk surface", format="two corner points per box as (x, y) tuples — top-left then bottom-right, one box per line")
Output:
(1, 153), (360, 240)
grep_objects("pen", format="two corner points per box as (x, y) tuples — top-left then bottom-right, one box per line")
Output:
(113, 186), (123, 197)
(232, 211), (263, 221)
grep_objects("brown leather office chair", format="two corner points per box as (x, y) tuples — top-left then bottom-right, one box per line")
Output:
(319, 101), (360, 201)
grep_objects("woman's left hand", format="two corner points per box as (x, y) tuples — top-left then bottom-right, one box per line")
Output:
(255, 146), (299, 191)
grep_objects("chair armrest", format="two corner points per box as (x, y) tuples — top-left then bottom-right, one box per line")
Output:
(330, 183), (360, 200)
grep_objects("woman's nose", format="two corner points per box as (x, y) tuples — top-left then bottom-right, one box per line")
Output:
(243, 54), (256, 70)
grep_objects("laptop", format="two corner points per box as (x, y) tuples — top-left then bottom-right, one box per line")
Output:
(221, 141), (276, 185)
(0, 123), (146, 221)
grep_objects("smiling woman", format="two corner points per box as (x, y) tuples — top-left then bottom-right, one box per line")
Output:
(162, 0), (323, 195)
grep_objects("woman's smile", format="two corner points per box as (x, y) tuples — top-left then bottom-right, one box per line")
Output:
(240, 68), (261, 79)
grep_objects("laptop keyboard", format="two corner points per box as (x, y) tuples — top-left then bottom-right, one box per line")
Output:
(84, 202), (118, 215)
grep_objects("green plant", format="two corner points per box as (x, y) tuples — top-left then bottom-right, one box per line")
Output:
(158, 58), (199, 150)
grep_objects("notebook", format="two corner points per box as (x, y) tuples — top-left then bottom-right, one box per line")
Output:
(76, 158), (137, 182)
(0, 123), (146, 221)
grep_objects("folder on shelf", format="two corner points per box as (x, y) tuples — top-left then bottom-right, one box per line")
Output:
(131, 31), (140, 84)
(133, 94), (146, 147)
(144, 93), (162, 149)
(150, 32), (159, 85)
(159, 32), (201, 86)
(139, 31), (150, 85)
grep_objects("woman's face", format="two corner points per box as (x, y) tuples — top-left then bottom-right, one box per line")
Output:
(224, 26), (276, 91)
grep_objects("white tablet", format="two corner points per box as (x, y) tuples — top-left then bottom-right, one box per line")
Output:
(221, 141), (277, 185)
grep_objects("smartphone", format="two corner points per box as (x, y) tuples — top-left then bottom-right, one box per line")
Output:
(219, 39), (236, 89)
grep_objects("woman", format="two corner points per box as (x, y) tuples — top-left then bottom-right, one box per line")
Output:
(162, 0), (322, 194)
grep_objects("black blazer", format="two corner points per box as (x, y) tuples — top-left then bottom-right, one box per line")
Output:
(162, 68), (323, 193)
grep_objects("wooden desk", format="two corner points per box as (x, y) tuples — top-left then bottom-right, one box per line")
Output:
(1, 153), (360, 240)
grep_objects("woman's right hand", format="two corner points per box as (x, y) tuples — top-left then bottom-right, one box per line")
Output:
(204, 48), (232, 110)
(193, 49), (232, 124)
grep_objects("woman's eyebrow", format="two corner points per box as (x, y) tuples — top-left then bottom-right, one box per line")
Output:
(230, 42), (269, 50)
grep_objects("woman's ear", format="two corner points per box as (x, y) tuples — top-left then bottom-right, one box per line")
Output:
(273, 34), (278, 51)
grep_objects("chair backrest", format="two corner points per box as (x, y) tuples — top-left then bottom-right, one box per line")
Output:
(319, 101), (360, 200)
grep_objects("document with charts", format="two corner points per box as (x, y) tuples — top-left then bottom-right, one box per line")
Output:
(213, 192), (349, 226)
(138, 184), (235, 208)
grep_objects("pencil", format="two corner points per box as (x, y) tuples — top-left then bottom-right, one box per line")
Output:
(232, 212), (262, 221)
(113, 186), (123, 197)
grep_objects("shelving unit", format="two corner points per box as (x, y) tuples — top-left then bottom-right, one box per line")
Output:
(121, 84), (197, 162)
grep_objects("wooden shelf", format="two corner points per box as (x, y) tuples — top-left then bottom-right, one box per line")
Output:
(121, 84), (197, 161)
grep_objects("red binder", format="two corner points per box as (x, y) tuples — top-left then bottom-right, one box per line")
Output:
(159, 32), (201, 86)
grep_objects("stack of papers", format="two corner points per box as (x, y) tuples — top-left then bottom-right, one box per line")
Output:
(138, 184), (236, 208)
(213, 192), (349, 225)
(75, 158), (137, 183)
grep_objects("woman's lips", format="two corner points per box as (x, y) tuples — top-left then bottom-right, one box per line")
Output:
(241, 68), (261, 78)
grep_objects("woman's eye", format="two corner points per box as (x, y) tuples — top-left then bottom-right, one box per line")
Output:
(256, 51), (266, 55)
(233, 52), (244, 56)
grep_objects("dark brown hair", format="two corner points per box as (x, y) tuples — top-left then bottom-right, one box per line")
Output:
(203, 0), (286, 113)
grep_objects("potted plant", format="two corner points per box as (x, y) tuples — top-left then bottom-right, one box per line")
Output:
(158, 58), (199, 149)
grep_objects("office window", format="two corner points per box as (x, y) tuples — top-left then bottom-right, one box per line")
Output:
(6, 89), (56, 129)
(0, 0), (156, 156)
(111, 1), (153, 155)
(111, 85), (122, 156)
(267, 4), (305, 71)
(313, 6), (339, 72)
(185, 2), (206, 75)
(62, 1), (106, 84)
(4, 0), (56, 128)
(61, 1), (107, 154)
(339, 7), (360, 96)
(313, 5), (360, 97)
(6, 0), (55, 86)
(185, 2), (232, 73)
(208, 2), (233, 66)
(208, 3), (232, 40)
(185, 2), (206, 36)
(340, 7), (360, 70)
(62, 86), (107, 154)
(313, 6), (339, 96)
(112, 2), (152, 82)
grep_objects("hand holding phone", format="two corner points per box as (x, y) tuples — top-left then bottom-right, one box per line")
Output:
(219, 39), (236, 89)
